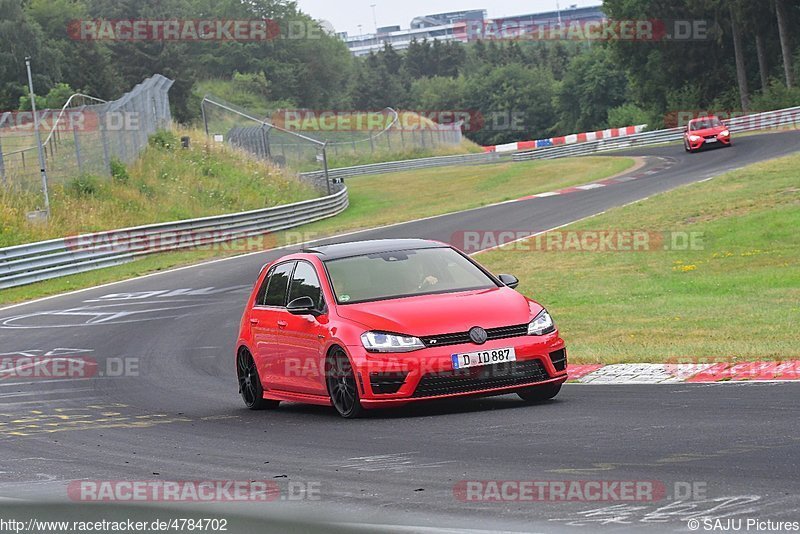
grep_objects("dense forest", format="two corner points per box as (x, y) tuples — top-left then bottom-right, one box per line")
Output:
(2, 0), (799, 145)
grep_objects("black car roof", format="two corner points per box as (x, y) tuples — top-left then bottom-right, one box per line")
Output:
(304, 239), (446, 260)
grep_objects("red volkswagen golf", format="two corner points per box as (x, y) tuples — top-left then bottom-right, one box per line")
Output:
(235, 239), (568, 417)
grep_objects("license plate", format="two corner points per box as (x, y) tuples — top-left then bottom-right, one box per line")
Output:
(705, 137), (718, 143)
(452, 348), (517, 370)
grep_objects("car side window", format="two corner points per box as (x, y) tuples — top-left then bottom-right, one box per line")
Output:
(288, 261), (324, 310)
(254, 267), (273, 306)
(260, 262), (295, 307)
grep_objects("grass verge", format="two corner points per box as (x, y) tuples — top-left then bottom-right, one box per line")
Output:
(477, 153), (800, 363)
(297, 156), (635, 237)
(0, 128), (317, 247)
(1, 156), (634, 305)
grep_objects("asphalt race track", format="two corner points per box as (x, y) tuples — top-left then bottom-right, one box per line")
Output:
(1, 131), (799, 533)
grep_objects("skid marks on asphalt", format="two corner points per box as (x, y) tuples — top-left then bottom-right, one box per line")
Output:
(0, 404), (192, 437)
(338, 452), (457, 473)
(547, 495), (765, 528)
(0, 285), (250, 330)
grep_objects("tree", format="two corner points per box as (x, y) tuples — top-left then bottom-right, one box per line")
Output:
(351, 53), (404, 109)
(729, 2), (751, 112)
(774, 0), (795, 87)
(462, 63), (557, 145)
(0, 0), (63, 110)
(555, 46), (628, 132)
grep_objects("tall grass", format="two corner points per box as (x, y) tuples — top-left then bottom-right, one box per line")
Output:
(0, 127), (316, 247)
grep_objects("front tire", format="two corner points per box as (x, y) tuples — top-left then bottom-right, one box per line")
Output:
(518, 383), (562, 403)
(326, 348), (364, 418)
(237, 349), (280, 410)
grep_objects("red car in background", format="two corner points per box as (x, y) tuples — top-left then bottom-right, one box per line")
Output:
(235, 239), (568, 418)
(683, 115), (732, 152)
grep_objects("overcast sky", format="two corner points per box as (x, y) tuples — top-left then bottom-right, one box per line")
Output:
(295, 0), (603, 37)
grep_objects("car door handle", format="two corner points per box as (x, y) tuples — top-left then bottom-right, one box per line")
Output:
(277, 320), (288, 328)
(249, 318), (259, 325)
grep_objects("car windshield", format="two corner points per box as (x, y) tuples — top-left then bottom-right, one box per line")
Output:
(325, 247), (498, 304)
(690, 117), (723, 130)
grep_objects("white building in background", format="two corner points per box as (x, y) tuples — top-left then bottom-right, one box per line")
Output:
(343, 10), (486, 57)
(342, 5), (605, 56)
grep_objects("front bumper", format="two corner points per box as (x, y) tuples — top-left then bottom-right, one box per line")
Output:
(348, 333), (567, 407)
(687, 134), (731, 150)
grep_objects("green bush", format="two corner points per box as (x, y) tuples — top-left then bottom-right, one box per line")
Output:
(607, 103), (650, 129)
(149, 130), (179, 150)
(750, 80), (800, 111)
(110, 158), (130, 184)
(66, 175), (103, 198)
(232, 71), (271, 98)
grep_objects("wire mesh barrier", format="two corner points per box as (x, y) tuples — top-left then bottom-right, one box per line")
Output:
(0, 75), (173, 192)
(200, 96), (465, 191)
(319, 109), (464, 160)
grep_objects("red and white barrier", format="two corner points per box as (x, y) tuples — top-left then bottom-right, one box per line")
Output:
(484, 124), (647, 153)
(568, 361), (800, 384)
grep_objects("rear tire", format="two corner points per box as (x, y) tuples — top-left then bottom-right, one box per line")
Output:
(326, 347), (364, 419)
(518, 383), (562, 403)
(237, 349), (280, 411)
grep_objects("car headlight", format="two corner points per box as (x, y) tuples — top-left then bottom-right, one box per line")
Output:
(528, 309), (556, 336)
(720, 130), (730, 137)
(689, 135), (701, 142)
(361, 332), (425, 353)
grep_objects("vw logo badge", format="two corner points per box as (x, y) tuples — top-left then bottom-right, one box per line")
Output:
(469, 327), (488, 345)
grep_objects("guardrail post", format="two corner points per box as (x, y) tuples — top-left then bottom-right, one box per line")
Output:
(72, 123), (84, 175)
(322, 144), (331, 196)
(99, 112), (111, 173)
(0, 136), (5, 187)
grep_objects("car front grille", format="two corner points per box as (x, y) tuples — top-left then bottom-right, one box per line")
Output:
(369, 371), (409, 395)
(420, 323), (529, 348)
(550, 348), (567, 372)
(412, 359), (550, 398)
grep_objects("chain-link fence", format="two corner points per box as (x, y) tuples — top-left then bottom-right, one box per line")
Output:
(200, 96), (464, 192)
(0, 74), (173, 192)
(321, 110), (463, 161)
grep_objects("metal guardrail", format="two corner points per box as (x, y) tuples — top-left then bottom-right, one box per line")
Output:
(0, 150), (497, 290)
(0, 187), (348, 289)
(299, 151), (500, 181)
(513, 106), (800, 161)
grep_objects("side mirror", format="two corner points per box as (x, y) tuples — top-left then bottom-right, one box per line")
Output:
(498, 274), (519, 289)
(287, 296), (318, 316)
